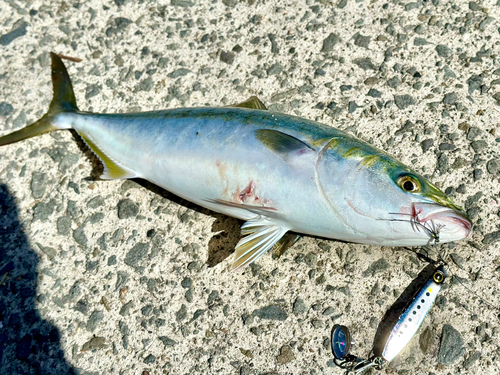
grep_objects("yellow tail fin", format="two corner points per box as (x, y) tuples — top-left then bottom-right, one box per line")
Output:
(0, 52), (78, 147)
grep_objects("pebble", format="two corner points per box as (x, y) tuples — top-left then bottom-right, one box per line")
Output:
(436, 153), (449, 174)
(419, 326), (432, 354)
(464, 351), (481, 369)
(267, 63), (283, 76)
(362, 258), (389, 277)
(59, 153), (79, 173)
(158, 336), (177, 347)
(33, 199), (56, 221)
(394, 94), (415, 110)
(467, 75), (483, 94)
(139, 77), (154, 91)
(322, 307), (335, 315)
(0, 101), (14, 116)
(73, 225), (88, 246)
(57, 216), (71, 236)
(168, 68), (191, 78)
(119, 301), (134, 316)
(31, 172), (48, 199)
(292, 298), (306, 315)
(450, 253), (465, 269)
(353, 58), (377, 71)
(220, 51), (235, 64)
(86, 310), (104, 332)
(478, 17), (495, 31)
(354, 34), (370, 49)
(87, 196), (105, 209)
(438, 325), (464, 365)
(486, 159), (499, 175)
(482, 231), (500, 245)
(277, 345), (295, 365)
(414, 37), (428, 46)
(81, 337), (107, 352)
(322, 33), (340, 52)
(421, 139), (434, 152)
(365, 77), (381, 86)
(439, 143), (455, 151)
(115, 17), (132, 29)
(470, 140), (487, 153)
(171, 0), (194, 6)
(435, 44), (452, 58)
(124, 243), (150, 267)
(252, 305), (288, 321)
(175, 304), (187, 321)
(85, 85), (101, 100)
(108, 255), (117, 266)
(367, 88), (382, 98)
(387, 76), (401, 89)
(444, 66), (457, 79)
(467, 127), (481, 140)
(0, 22), (29, 46)
(442, 92), (458, 105)
(348, 101), (359, 113)
(117, 199), (139, 219)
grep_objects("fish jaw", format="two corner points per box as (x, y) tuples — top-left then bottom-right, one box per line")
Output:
(411, 202), (472, 243)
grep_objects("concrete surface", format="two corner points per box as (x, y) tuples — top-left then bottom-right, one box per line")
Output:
(1, 0), (500, 374)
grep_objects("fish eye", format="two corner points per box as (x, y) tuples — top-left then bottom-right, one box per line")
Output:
(397, 175), (421, 193)
(433, 270), (445, 284)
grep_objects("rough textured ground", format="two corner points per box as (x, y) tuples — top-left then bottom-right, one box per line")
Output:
(1, 0), (500, 374)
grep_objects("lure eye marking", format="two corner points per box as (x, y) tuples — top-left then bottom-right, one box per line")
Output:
(433, 270), (445, 284)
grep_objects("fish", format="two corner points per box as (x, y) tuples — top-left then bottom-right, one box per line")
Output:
(0, 53), (471, 270)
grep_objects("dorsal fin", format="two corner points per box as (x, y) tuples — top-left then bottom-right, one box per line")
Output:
(231, 96), (267, 110)
(255, 129), (315, 155)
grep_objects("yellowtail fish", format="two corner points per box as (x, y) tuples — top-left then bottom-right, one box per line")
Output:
(0, 53), (471, 270)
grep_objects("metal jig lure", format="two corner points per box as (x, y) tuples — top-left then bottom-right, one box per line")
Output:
(331, 265), (447, 374)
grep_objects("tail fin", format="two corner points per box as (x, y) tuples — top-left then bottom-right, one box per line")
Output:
(0, 52), (78, 147)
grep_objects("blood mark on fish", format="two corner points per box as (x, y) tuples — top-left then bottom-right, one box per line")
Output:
(239, 181), (256, 202)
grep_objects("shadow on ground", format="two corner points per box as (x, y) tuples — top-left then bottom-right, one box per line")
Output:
(0, 184), (76, 375)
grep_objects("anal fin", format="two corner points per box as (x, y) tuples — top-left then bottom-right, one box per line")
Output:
(78, 132), (137, 180)
(232, 216), (288, 271)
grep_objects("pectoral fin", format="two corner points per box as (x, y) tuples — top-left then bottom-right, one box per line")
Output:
(256, 129), (315, 156)
(231, 96), (267, 110)
(232, 217), (289, 271)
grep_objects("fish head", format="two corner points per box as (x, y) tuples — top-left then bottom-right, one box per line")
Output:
(387, 169), (472, 245)
(342, 159), (472, 245)
(316, 142), (471, 246)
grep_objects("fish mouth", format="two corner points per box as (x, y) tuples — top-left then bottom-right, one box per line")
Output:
(412, 202), (472, 243)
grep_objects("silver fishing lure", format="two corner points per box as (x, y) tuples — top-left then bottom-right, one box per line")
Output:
(331, 265), (446, 374)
